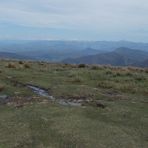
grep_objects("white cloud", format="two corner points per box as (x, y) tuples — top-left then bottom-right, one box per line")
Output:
(0, 0), (148, 41)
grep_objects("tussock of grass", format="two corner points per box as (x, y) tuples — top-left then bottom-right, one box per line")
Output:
(18, 61), (24, 64)
(0, 84), (5, 92)
(6, 62), (16, 68)
(78, 64), (86, 68)
(23, 63), (31, 68)
(0, 60), (148, 148)
(97, 81), (113, 89)
(71, 77), (82, 83)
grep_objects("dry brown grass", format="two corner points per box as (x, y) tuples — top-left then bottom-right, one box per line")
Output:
(24, 63), (31, 68)
(6, 63), (17, 68)
(0, 85), (5, 92)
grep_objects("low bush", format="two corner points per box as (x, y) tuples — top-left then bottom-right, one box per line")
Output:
(78, 64), (86, 68)
(105, 70), (113, 75)
(91, 65), (99, 70)
(24, 63), (31, 68)
(144, 69), (148, 73)
(18, 61), (24, 64)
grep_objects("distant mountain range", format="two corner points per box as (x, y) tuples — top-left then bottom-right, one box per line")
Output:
(0, 40), (148, 67)
(63, 47), (148, 67)
(133, 59), (148, 68)
(0, 52), (30, 60)
(1, 40), (148, 51)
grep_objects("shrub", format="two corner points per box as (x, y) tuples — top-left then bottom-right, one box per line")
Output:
(134, 75), (146, 81)
(24, 63), (30, 68)
(78, 64), (86, 68)
(91, 65), (99, 70)
(144, 69), (148, 73)
(116, 72), (121, 76)
(125, 72), (133, 77)
(113, 72), (121, 77)
(19, 61), (24, 64)
(105, 70), (113, 75)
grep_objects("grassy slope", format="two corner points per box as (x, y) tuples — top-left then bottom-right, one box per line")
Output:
(0, 60), (148, 148)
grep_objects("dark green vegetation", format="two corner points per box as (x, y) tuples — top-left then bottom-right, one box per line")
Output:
(0, 60), (148, 148)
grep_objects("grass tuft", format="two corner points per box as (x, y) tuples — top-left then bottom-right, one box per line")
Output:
(6, 62), (17, 68)
(0, 85), (5, 92)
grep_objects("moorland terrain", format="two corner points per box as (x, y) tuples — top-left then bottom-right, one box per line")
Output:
(0, 60), (148, 148)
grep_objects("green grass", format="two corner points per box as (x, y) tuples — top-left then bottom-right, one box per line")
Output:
(0, 103), (147, 148)
(0, 60), (148, 148)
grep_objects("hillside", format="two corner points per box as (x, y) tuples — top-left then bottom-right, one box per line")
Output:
(0, 60), (148, 148)
(63, 47), (148, 67)
(133, 59), (148, 67)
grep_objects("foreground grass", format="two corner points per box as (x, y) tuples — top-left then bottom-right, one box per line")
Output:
(0, 102), (147, 148)
(0, 60), (148, 148)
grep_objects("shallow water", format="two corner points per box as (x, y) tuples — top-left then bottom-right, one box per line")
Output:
(27, 85), (55, 100)
(27, 85), (82, 107)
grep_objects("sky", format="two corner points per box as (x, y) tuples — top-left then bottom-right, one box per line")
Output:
(0, 0), (148, 41)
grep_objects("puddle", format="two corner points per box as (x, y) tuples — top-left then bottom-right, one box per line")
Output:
(27, 85), (82, 107)
(27, 85), (55, 100)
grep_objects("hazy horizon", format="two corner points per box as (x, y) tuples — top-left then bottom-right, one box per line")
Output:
(0, 39), (148, 44)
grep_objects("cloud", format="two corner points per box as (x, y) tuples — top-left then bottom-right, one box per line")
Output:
(0, 0), (148, 41)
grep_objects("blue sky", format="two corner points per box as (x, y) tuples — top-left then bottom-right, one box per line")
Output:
(0, 0), (148, 41)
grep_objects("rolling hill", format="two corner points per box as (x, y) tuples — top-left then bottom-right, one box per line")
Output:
(62, 47), (148, 67)
(0, 52), (31, 60)
(1, 40), (148, 61)
(133, 59), (148, 68)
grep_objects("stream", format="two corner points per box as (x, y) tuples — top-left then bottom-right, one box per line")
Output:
(27, 85), (82, 107)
